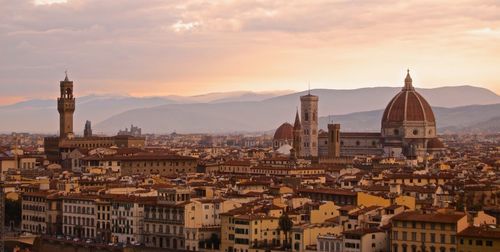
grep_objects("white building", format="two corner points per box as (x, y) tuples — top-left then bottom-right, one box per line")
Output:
(62, 194), (98, 239)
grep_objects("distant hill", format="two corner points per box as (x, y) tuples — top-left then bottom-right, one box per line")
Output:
(94, 86), (500, 134)
(0, 95), (175, 134)
(0, 85), (499, 134)
(320, 103), (500, 133)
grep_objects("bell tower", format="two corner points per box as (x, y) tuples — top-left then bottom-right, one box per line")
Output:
(300, 91), (319, 157)
(57, 72), (75, 139)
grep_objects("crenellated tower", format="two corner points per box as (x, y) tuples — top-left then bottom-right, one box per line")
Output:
(57, 72), (75, 139)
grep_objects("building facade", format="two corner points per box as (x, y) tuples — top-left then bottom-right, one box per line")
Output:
(120, 154), (197, 176)
(391, 210), (468, 252)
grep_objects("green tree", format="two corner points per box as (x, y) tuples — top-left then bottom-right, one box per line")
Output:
(278, 214), (293, 249)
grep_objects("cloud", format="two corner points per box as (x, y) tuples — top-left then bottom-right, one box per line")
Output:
(0, 0), (499, 102)
(34, 0), (68, 5)
(171, 20), (201, 32)
(468, 27), (500, 38)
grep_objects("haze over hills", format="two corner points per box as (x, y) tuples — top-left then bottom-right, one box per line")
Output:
(1, 85), (499, 134)
(95, 85), (500, 134)
(320, 103), (500, 133)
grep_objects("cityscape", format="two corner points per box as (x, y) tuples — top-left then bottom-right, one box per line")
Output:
(1, 1), (500, 252)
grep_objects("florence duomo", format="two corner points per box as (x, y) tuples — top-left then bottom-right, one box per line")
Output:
(1, 1), (500, 252)
(273, 70), (446, 163)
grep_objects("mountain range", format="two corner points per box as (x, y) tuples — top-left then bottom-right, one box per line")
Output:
(1, 85), (499, 134)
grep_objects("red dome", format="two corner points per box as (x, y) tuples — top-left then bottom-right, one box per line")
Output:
(382, 71), (435, 125)
(274, 123), (293, 140)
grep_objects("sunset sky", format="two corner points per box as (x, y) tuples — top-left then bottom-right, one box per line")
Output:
(1, 0), (499, 104)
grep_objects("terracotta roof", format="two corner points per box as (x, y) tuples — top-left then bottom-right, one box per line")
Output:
(297, 188), (357, 196)
(349, 205), (381, 216)
(120, 154), (197, 161)
(382, 72), (435, 125)
(458, 226), (500, 239)
(427, 138), (445, 149)
(274, 123), (293, 140)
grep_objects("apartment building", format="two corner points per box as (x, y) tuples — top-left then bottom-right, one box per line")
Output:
(457, 226), (500, 252)
(184, 198), (241, 251)
(143, 188), (190, 249)
(391, 210), (468, 252)
(62, 194), (98, 239)
(221, 210), (283, 252)
(110, 195), (154, 244)
(96, 197), (112, 243)
(342, 228), (387, 252)
(21, 191), (50, 234)
(46, 193), (63, 236)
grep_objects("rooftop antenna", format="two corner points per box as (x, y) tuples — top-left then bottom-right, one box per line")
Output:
(308, 82), (311, 95)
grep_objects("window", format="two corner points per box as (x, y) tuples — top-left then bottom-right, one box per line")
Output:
(430, 233), (436, 243)
(440, 234), (445, 244)
(393, 244), (399, 252)
(295, 234), (301, 240)
(486, 240), (493, 246)
(476, 240), (483, 246)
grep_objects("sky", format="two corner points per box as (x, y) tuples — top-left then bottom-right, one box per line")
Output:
(1, 0), (499, 105)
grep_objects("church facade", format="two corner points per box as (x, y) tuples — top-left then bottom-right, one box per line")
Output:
(273, 70), (446, 161)
(44, 74), (145, 163)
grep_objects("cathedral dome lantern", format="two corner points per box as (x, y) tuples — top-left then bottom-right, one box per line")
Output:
(381, 69), (438, 159)
(382, 70), (435, 127)
(403, 69), (414, 91)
